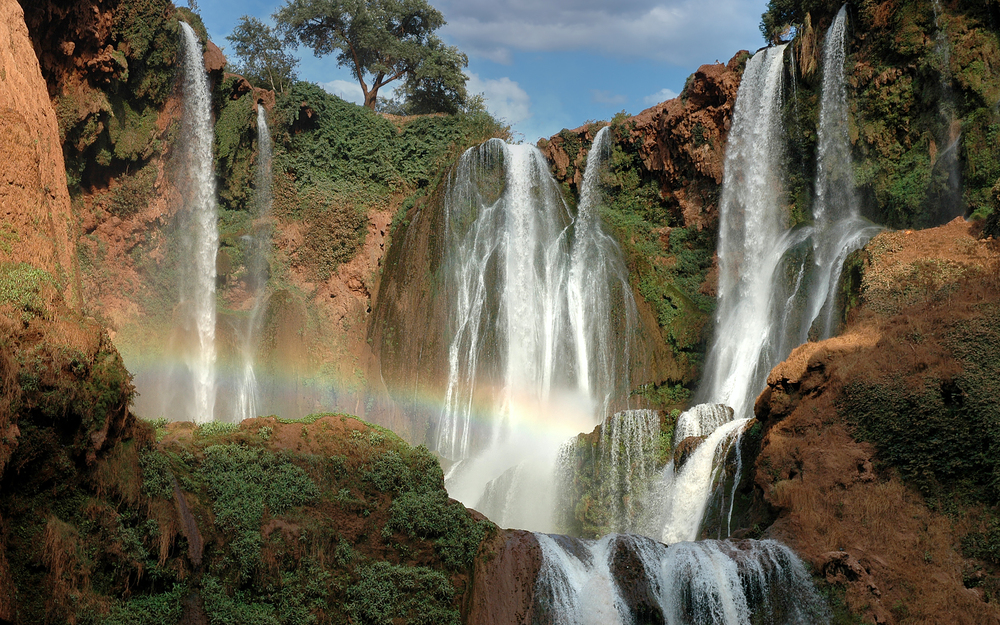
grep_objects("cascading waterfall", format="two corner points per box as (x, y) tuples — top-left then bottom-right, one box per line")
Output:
(802, 4), (881, 340)
(233, 104), (273, 422)
(697, 44), (791, 421)
(441, 131), (637, 531)
(658, 24), (881, 546)
(534, 533), (830, 624)
(657, 404), (746, 544)
(177, 22), (218, 424)
(598, 409), (661, 533)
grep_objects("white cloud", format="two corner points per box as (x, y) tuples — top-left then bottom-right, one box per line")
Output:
(319, 79), (365, 105)
(591, 89), (627, 105)
(643, 87), (679, 105)
(436, 0), (764, 67)
(467, 72), (532, 125)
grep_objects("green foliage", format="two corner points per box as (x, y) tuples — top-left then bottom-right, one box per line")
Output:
(838, 304), (1000, 503)
(112, 0), (181, 106)
(110, 164), (158, 218)
(0, 263), (54, 320)
(199, 444), (319, 580)
(597, 117), (715, 382)
(275, 0), (467, 111)
(345, 561), (459, 625)
(107, 98), (160, 162)
(227, 16), (299, 92)
(103, 584), (187, 625)
(138, 449), (174, 500)
(214, 84), (258, 213)
(385, 490), (490, 568)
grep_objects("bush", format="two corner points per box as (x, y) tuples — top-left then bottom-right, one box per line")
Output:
(345, 561), (459, 625)
(198, 445), (319, 580)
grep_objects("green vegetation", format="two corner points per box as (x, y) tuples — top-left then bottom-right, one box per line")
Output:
(763, 0), (1000, 229)
(838, 303), (1000, 504)
(0, 263), (54, 321)
(227, 16), (299, 93)
(600, 114), (716, 385)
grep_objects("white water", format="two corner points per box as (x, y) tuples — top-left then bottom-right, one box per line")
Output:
(177, 22), (218, 424)
(233, 104), (273, 422)
(535, 533), (830, 624)
(599, 409), (661, 533)
(802, 5), (882, 341)
(441, 131), (637, 531)
(697, 45), (791, 421)
(657, 404), (746, 544)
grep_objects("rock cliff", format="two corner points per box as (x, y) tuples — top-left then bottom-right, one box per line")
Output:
(752, 218), (1000, 623)
(0, 0), (77, 305)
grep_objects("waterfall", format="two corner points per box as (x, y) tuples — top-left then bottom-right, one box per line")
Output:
(656, 404), (746, 544)
(441, 130), (637, 531)
(931, 0), (963, 221)
(233, 104), (273, 422)
(697, 44), (791, 420)
(177, 22), (218, 424)
(599, 409), (661, 533)
(534, 533), (830, 624)
(803, 4), (881, 340)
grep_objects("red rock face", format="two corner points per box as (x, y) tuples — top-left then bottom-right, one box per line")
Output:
(540, 52), (747, 232)
(465, 530), (543, 625)
(0, 0), (78, 305)
(751, 220), (1000, 623)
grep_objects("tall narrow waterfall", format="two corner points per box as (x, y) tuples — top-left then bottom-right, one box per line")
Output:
(804, 4), (881, 339)
(697, 44), (790, 420)
(442, 131), (637, 531)
(178, 22), (218, 424)
(233, 104), (273, 422)
(534, 534), (830, 624)
(931, 0), (963, 221)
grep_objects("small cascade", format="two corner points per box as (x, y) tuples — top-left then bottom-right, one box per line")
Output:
(176, 22), (219, 424)
(233, 104), (273, 422)
(803, 4), (881, 340)
(599, 409), (660, 533)
(440, 133), (638, 532)
(656, 404), (746, 544)
(534, 533), (830, 624)
(697, 44), (792, 419)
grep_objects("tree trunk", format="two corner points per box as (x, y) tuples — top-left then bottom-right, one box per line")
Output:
(364, 87), (379, 109)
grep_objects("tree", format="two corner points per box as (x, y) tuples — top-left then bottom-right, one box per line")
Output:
(274, 0), (468, 111)
(226, 16), (299, 93)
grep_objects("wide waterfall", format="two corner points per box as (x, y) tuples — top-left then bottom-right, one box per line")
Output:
(534, 533), (830, 624)
(176, 22), (219, 424)
(442, 128), (637, 531)
(233, 104), (273, 422)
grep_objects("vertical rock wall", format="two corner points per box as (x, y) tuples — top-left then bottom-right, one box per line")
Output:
(0, 0), (77, 305)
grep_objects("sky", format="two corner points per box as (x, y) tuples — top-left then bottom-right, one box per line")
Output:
(195, 0), (770, 143)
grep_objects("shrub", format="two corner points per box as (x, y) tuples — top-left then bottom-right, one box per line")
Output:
(345, 561), (459, 625)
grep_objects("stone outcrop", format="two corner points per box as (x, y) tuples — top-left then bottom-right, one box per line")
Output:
(0, 0), (77, 304)
(466, 530), (543, 624)
(540, 52), (746, 231)
(751, 219), (1000, 623)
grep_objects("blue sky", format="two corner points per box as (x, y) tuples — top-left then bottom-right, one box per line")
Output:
(195, 0), (769, 143)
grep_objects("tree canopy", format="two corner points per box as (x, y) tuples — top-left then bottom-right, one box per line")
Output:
(226, 16), (299, 93)
(274, 0), (468, 112)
